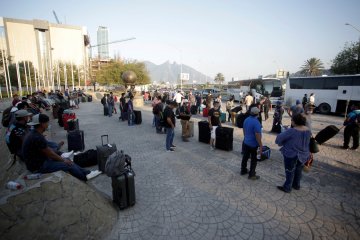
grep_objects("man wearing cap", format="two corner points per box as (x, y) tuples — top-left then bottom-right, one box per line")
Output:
(163, 101), (177, 152)
(6, 110), (32, 160)
(241, 106), (263, 180)
(179, 99), (191, 142)
(208, 100), (222, 150)
(287, 99), (304, 118)
(22, 114), (100, 181)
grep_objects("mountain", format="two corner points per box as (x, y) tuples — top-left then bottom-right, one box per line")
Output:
(144, 61), (213, 85)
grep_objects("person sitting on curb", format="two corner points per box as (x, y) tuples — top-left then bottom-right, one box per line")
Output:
(208, 100), (221, 151)
(22, 114), (101, 181)
(241, 107), (262, 180)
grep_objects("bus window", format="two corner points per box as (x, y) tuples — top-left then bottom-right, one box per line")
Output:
(290, 78), (303, 89)
(324, 77), (339, 89)
(337, 77), (353, 86)
(352, 77), (360, 86)
(303, 78), (324, 89)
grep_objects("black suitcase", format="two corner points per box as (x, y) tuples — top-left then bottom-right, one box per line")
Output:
(57, 107), (65, 127)
(134, 110), (142, 124)
(67, 119), (79, 131)
(52, 104), (59, 119)
(198, 121), (211, 144)
(88, 96), (92, 102)
(67, 130), (85, 152)
(74, 149), (97, 167)
(111, 169), (136, 210)
(190, 105), (197, 115)
(315, 125), (340, 145)
(215, 126), (233, 151)
(96, 135), (117, 172)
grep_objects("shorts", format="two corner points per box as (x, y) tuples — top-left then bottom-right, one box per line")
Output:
(211, 126), (218, 139)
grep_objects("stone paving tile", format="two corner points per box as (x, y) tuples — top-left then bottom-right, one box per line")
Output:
(50, 100), (360, 240)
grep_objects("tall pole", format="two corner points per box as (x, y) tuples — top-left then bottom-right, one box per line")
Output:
(24, 61), (29, 94)
(71, 60), (74, 90)
(1, 48), (9, 97)
(27, 61), (32, 94)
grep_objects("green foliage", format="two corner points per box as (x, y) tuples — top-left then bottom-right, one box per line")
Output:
(214, 73), (225, 85)
(300, 58), (324, 76)
(95, 60), (150, 86)
(331, 41), (360, 74)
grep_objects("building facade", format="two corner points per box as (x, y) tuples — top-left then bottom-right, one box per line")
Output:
(97, 26), (109, 60)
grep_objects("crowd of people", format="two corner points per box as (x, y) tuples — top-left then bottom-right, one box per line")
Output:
(3, 88), (359, 193)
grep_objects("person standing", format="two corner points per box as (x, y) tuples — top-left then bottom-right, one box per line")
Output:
(153, 96), (164, 134)
(179, 100), (191, 142)
(241, 107), (262, 180)
(163, 101), (177, 152)
(263, 97), (272, 121)
(196, 93), (202, 114)
(119, 93), (126, 121)
(101, 94), (108, 116)
(127, 95), (135, 126)
(208, 100), (221, 151)
(275, 114), (311, 192)
(113, 94), (118, 114)
(271, 101), (285, 133)
(309, 93), (315, 113)
(226, 96), (234, 122)
(107, 92), (115, 117)
(302, 94), (308, 110)
(342, 104), (360, 150)
(244, 93), (254, 111)
(173, 91), (183, 106)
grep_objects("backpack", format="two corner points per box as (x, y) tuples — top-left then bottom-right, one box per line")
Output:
(74, 149), (98, 167)
(2, 106), (13, 127)
(105, 150), (132, 177)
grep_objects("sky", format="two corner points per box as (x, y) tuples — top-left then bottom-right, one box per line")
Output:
(1, 0), (360, 82)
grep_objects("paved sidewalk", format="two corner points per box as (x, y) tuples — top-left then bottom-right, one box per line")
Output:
(51, 101), (360, 240)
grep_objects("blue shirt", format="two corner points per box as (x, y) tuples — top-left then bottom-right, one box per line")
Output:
(275, 128), (311, 163)
(243, 116), (262, 148)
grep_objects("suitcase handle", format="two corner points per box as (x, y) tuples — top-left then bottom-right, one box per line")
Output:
(101, 135), (109, 145)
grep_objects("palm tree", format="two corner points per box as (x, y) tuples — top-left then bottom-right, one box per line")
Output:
(301, 58), (324, 76)
(214, 73), (225, 89)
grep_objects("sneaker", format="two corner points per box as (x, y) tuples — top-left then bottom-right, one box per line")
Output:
(341, 146), (349, 150)
(277, 186), (290, 193)
(248, 175), (260, 180)
(86, 170), (102, 180)
(350, 147), (358, 151)
(166, 149), (175, 152)
(210, 146), (215, 151)
(171, 145), (176, 148)
(61, 150), (74, 160)
(240, 169), (248, 175)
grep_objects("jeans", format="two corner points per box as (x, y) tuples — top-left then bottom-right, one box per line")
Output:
(241, 143), (258, 177)
(155, 115), (162, 133)
(108, 105), (113, 117)
(152, 115), (156, 127)
(128, 111), (135, 125)
(282, 155), (303, 192)
(165, 127), (175, 150)
(227, 110), (231, 121)
(39, 159), (90, 181)
(343, 124), (359, 149)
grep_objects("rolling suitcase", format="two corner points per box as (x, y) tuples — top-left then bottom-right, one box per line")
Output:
(220, 112), (226, 123)
(63, 112), (76, 130)
(67, 119), (79, 131)
(57, 107), (65, 127)
(315, 125), (340, 145)
(134, 110), (142, 124)
(215, 126), (233, 151)
(67, 130), (85, 152)
(190, 105), (197, 115)
(88, 95), (92, 102)
(236, 112), (249, 128)
(81, 96), (86, 102)
(111, 169), (136, 210)
(203, 108), (209, 117)
(96, 135), (117, 172)
(198, 121), (211, 144)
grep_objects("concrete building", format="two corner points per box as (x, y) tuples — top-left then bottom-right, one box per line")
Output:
(0, 17), (90, 94)
(97, 26), (109, 60)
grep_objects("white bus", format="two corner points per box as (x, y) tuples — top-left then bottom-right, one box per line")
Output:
(285, 75), (360, 114)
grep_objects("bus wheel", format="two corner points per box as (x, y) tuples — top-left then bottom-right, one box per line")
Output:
(318, 103), (331, 114)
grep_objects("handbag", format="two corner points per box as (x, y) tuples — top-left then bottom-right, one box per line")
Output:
(309, 137), (319, 153)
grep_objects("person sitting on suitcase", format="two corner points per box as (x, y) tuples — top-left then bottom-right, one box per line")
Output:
(179, 100), (191, 142)
(241, 107), (262, 180)
(22, 114), (101, 181)
(342, 104), (360, 150)
(208, 100), (222, 151)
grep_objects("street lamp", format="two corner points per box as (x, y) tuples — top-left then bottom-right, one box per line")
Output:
(345, 23), (360, 33)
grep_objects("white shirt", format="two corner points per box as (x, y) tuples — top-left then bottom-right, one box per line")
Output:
(174, 92), (183, 103)
(309, 96), (315, 105)
(245, 95), (254, 106)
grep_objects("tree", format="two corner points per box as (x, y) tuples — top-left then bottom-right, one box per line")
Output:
(300, 58), (324, 76)
(214, 73), (225, 88)
(331, 41), (360, 74)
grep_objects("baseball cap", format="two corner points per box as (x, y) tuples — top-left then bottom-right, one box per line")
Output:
(15, 110), (32, 118)
(296, 99), (301, 105)
(27, 114), (50, 126)
(250, 107), (260, 115)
